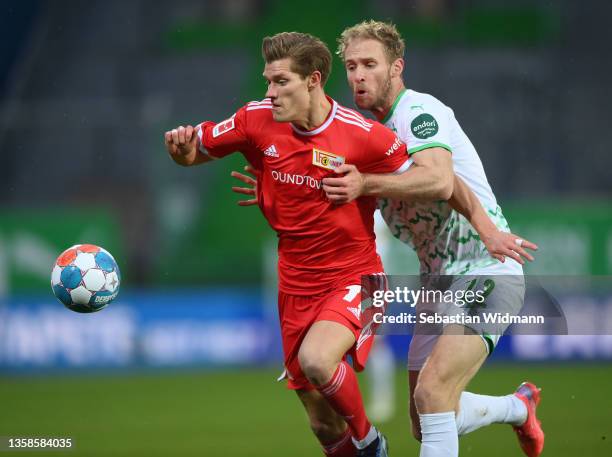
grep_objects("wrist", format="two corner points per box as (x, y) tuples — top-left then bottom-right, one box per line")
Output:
(478, 226), (499, 242)
(362, 174), (373, 196)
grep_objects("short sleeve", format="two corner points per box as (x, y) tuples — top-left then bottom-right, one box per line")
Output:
(197, 106), (250, 159)
(397, 97), (452, 156)
(358, 122), (412, 175)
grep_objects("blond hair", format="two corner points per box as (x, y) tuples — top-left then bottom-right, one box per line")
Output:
(262, 32), (332, 86)
(337, 20), (405, 63)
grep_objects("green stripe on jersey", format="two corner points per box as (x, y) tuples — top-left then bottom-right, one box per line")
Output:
(408, 142), (452, 156)
(382, 88), (407, 124)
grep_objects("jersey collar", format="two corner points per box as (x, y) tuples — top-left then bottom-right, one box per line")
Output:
(291, 97), (338, 136)
(382, 88), (407, 124)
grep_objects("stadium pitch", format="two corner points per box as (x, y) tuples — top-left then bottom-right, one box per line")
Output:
(1, 365), (610, 456)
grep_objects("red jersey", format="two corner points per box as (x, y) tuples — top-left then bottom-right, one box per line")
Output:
(197, 97), (411, 295)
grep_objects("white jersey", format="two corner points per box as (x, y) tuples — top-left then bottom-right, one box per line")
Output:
(378, 88), (522, 276)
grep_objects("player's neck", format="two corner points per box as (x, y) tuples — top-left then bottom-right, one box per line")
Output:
(372, 83), (406, 122)
(292, 91), (331, 131)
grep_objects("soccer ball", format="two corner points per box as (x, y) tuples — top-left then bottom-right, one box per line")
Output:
(51, 244), (121, 313)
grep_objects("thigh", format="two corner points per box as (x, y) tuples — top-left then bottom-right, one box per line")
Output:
(408, 333), (438, 371)
(300, 319), (356, 367)
(314, 282), (381, 372)
(278, 292), (323, 390)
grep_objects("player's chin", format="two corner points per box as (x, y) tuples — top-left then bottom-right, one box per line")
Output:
(271, 111), (288, 122)
(353, 96), (372, 110)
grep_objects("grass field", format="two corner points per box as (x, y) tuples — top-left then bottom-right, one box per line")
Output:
(1, 364), (611, 456)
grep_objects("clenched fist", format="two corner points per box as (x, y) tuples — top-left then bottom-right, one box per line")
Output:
(164, 125), (198, 166)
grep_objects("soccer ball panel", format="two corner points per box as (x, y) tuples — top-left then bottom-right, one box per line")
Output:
(95, 251), (116, 272)
(51, 265), (62, 286)
(52, 284), (72, 307)
(78, 244), (100, 254)
(73, 252), (96, 271)
(105, 271), (120, 293)
(89, 290), (115, 311)
(70, 286), (93, 306)
(60, 265), (82, 289)
(82, 269), (105, 292)
(57, 248), (78, 267)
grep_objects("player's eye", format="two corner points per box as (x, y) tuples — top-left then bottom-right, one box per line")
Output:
(278, 79), (288, 86)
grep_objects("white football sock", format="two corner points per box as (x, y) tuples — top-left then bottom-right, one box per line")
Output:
(419, 411), (458, 457)
(352, 425), (378, 450)
(455, 391), (528, 435)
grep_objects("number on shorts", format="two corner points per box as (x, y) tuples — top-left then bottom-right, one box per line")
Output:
(343, 285), (361, 303)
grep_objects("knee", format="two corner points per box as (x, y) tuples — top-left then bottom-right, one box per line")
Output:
(413, 370), (456, 413)
(298, 348), (337, 386)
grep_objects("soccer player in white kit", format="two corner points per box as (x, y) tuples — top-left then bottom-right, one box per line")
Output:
(323, 20), (545, 457)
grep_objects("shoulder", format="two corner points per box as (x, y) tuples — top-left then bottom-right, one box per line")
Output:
(392, 90), (454, 141)
(401, 89), (452, 114)
(334, 103), (375, 133)
(237, 98), (276, 129)
(245, 98), (274, 112)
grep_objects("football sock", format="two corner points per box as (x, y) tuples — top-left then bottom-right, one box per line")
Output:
(317, 361), (373, 446)
(420, 412), (458, 457)
(320, 428), (356, 457)
(351, 425), (377, 450)
(455, 391), (528, 435)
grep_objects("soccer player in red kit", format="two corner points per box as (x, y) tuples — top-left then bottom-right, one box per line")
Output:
(164, 32), (410, 457)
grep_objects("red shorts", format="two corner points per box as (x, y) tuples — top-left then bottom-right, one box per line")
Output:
(277, 275), (386, 391)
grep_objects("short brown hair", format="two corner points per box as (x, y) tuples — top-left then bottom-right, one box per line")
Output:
(262, 32), (332, 86)
(337, 20), (405, 63)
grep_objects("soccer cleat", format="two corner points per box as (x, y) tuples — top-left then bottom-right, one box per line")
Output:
(356, 430), (389, 457)
(513, 382), (544, 457)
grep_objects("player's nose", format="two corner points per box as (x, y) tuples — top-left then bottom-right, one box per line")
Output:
(265, 85), (277, 99)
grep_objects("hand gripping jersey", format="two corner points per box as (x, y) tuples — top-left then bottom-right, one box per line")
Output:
(379, 89), (522, 275)
(197, 97), (412, 294)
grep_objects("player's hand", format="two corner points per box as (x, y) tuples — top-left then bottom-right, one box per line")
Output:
(481, 230), (538, 265)
(231, 165), (259, 206)
(322, 164), (365, 204)
(164, 125), (198, 166)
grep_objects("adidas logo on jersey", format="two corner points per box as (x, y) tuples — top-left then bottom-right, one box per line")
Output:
(347, 306), (361, 320)
(264, 144), (279, 158)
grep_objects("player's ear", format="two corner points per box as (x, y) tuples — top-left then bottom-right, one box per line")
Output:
(308, 71), (322, 90)
(391, 58), (404, 78)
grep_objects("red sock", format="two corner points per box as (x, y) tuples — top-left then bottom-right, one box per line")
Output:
(317, 361), (372, 441)
(321, 428), (356, 457)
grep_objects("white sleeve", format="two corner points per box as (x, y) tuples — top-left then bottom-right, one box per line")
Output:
(397, 96), (453, 156)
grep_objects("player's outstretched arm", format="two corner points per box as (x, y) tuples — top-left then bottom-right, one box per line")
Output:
(230, 165), (259, 206)
(449, 175), (538, 264)
(164, 125), (212, 167)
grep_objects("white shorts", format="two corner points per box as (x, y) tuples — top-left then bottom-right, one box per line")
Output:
(407, 269), (525, 371)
